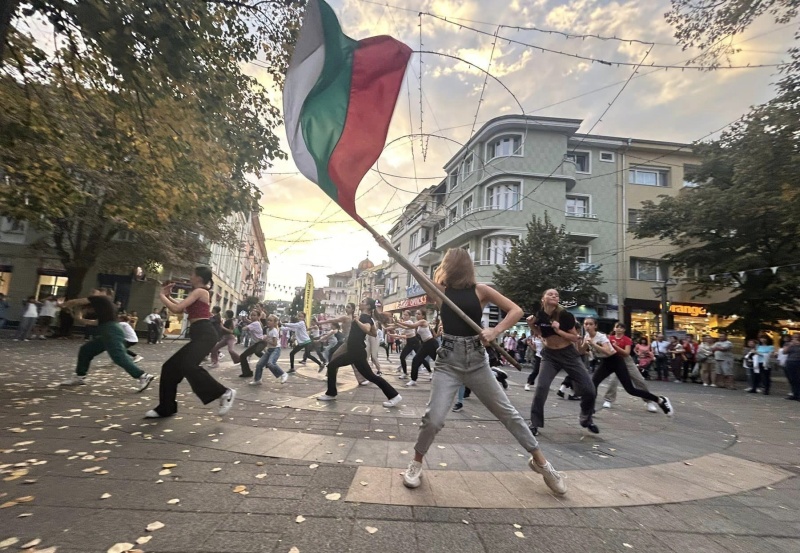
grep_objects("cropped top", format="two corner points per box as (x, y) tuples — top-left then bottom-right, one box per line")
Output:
(186, 299), (211, 320)
(417, 323), (433, 341)
(440, 286), (482, 337)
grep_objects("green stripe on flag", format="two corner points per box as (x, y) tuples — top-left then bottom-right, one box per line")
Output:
(300, 0), (357, 204)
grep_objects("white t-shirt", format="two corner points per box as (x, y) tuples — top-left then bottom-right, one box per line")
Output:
(119, 322), (138, 343)
(40, 300), (58, 317)
(266, 327), (279, 347)
(23, 302), (39, 318)
(144, 313), (161, 324)
(245, 320), (264, 341)
(588, 332), (613, 359)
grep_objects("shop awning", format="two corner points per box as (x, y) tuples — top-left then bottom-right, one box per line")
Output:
(567, 306), (599, 319)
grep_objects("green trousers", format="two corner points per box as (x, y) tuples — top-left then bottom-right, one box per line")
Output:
(76, 322), (143, 378)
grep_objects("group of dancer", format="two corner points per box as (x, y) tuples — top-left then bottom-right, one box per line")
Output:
(55, 247), (685, 498)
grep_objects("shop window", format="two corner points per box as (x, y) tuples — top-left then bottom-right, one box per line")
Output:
(0, 271), (11, 295)
(37, 275), (68, 299)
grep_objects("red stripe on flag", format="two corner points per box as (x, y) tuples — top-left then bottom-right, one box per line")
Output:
(327, 35), (411, 224)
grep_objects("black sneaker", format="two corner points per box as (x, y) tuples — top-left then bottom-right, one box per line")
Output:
(658, 396), (674, 417)
(239, 373), (254, 378)
(528, 424), (539, 436)
(580, 420), (600, 434)
(556, 390), (565, 398)
(452, 402), (463, 412)
(567, 395), (582, 401)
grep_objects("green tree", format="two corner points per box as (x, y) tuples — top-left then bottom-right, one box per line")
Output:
(493, 213), (605, 312)
(0, 0), (302, 297)
(633, 116), (800, 338)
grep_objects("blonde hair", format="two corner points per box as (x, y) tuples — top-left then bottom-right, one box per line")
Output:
(434, 248), (476, 289)
(541, 288), (564, 321)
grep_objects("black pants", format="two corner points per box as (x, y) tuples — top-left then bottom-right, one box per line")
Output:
(154, 319), (227, 416)
(290, 341), (322, 369)
(240, 341), (267, 376)
(785, 360), (800, 399)
(750, 364), (771, 394)
(592, 355), (661, 404)
(326, 345), (398, 400)
(682, 358), (695, 381)
(382, 341), (391, 359)
(411, 338), (439, 381)
(124, 340), (138, 357)
(400, 336), (429, 374)
(147, 322), (159, 344)
(303, 341), (324, 362)
(59, 311), (74, 338)
(526, 356), (541, 385)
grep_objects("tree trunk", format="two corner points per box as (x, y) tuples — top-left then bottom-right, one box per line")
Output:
(0, 0), (21, 66)
(64, 265), (90, 300)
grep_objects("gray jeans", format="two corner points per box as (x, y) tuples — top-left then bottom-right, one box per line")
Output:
(414, 334), (539, 457)
(530, 345), (595, 428)
(604, 355), (651, 403)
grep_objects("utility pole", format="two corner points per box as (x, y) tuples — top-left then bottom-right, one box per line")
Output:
(651, 278), (677, 334)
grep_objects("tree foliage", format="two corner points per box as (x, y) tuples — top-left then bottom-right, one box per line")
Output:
(493, 213), (604, 313)
(633, 113), (800, 338)
(0, 0), (303, 297)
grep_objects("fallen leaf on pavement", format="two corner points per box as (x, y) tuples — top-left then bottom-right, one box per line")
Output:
(309, 464), (318, 469)
(167, 498), (180, 504)
(158, 469), (172, 476)
(514, 531), (525, 538)
(289, 548), (300, 553)
(513, 523), (521, 529)
(16, 496), (34, 503)
(325, 493), (341, 501)
(0, 537), (19, 548)
(21, 538), (42, 548)
(82, 467), (101, 473)
(101, 493), (112, 499)
(17, 513), (33, 518)
(135, 536), (152, 545)
(146, 521), (165, 532)
(365, 527), (378, 534)
(107, 543), (134, 553)
(233, 485), (247, 493)
(210, 468), (222, 472)
(0, 501), (17, 508)
(162, 463), (177, 469)
(295, 515), (306, 523)
(359, 481), (368, 486)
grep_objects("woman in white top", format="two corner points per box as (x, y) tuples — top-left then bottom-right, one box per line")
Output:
(33, 295), (59, 339)
(118, 314), (143, 362)
(14, 296), (39, 341)
(395, 309), (438, 386)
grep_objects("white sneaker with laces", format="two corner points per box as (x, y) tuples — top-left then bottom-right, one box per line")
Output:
(218, 389), (237, 415)
(403, 460), (422, 488)
(280, 373), (289, 384)
(383, 394), (402, 408)
(144, 409), (162, 418)
(602, 400), (612, 409)
(137, 373), (155, 393)
(528, 457), (567, 495)
(317, 394), (336, 401)
(208, 363), (219, 369)
(646, 402), (658, 413)
(398, 374), (407, 380)
(406, 380), (417, 387)
(658, 396), (674, 417)
(61, 375), (86, 386)
(524, 384), (531, 391)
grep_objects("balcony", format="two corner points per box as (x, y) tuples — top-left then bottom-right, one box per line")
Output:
(436, 206), (520, 250)
(565, 211), (597, 220)
(417, 238), (441, 263)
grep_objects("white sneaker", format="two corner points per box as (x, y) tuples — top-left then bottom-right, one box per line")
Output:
(602, 401), (612, 409)
(703, 383), (709, 387)
(646, 402), (658, 413)
(137, 373), (155, 393)
(383, 394), (402, 408)
(524, 384), (531, 391)
(317, 394), (336, 401)
(406, 380), (417, 387)
(133, 355), (144, 363)
(658, 396), (674, 417)
(710, 384), (717, 387)
(403, 460), (422, 488)
(61, 375), (86, 386)
(219, 353), (225, 360)
(359, 380), (370, 386)
(208, 363), (219, 369)
(39, 335), (46, 340)
(218, 389), (236, 415)
(248, 380), (262, 386)
(280, 373), (289, 384)
(144, 409), (162, 418)
(528, 457), (567, 495)
(398, 374), (407, 380)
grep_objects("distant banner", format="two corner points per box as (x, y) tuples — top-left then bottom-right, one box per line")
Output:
(382, 294), (428, 312)
(304, 273), (314, 327)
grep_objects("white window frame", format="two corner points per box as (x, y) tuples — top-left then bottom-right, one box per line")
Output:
(575, 245), (590, 265)
(566, 150), (591, 174)
(460, 242), (475, 261)
(461, 153), (475, 180)
(448, 169), (459, 191)
(462, 195), (473, 215)
(485, 181), (522, 212)
(627, 208), (643, 229)
(565, 194), (591, 218)
(485, 134), (523, 161)
(599, 151), (615, 163)
(336, 280), (343, 288)
(482, 235), (518, 266)
(419, 227), (430, 245)
(630, 258), (667, 282)
(448, 206), (459, 225)
(629, 167), (669, 187)
(409, 232), (419, 251)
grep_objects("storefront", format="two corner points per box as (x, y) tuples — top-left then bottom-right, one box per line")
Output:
(625, 298), (733, 340)
(36, 268), (69, 300)
(0, 264), (11, 296)
(381, 294), (429, 315)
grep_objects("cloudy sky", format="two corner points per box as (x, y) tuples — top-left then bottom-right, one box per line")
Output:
(250, 0), (795, 299)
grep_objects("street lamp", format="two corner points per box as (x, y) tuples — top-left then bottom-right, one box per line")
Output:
(651, 278), (677, 334)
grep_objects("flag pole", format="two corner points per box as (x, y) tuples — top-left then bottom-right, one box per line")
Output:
(360, 221), (522, 371)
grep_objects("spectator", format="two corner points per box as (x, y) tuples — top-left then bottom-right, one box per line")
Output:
(753, 335), (775, 395)
(781, 334), (800, 401)
(712, 332), (735, 389)
(634, 337), (653, 379)
(14, 296), (39, 341)
(0, 293), (9, 330)
(696, 335), (716, 386)
(144, 308), (162, 344)
(651, 334), (670, 381)
(668, 335), (684, 382)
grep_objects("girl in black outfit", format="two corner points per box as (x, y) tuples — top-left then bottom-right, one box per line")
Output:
(317, 298), (402, 407)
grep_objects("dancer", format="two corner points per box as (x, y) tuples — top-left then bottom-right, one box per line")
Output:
(145, 267), (235, 418)
(366, 316), (383, 376)
(209, 310), (240, 368)
(118, 314), (144, 362)
(402, 248), (566, 495)
(316, 304), (366, 384)
(251, 315), (288, 385)
(283, 313), (324, 372)
(60, 288), (154, 392)
(584, 319), (673, 417)
(14, 296), (39, 341)
(528, 289), (598, 436)
(601, 322), (659, 413)
(238, 311), (267, 378)
(32, 295), (58, 339)
(395, 309), (438, 387)
(317, 298), (402, 406)
(524, 335), (543, 391)
(319, 322), (343, 364)
(378, 323), (391, 360)
(397, 311), (430, 379)
(144, 308), (162, 344)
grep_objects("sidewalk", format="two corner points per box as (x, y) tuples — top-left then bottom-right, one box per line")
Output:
(1, 338), (798, 552)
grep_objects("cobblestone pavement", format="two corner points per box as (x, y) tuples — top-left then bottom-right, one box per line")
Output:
(1, 336), (799, 553)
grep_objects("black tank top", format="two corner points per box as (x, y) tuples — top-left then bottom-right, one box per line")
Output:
(441, 286), (482, 336)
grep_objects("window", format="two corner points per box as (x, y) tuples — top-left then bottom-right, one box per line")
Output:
(0, 217), (26, 234)
(683, 164), (701, 188)
(448, 170), (459, 191)
(565, 195), (590, 217)
(409, 232), (418, 251)
(566, 151), (590, 173)
(420, 227), (430, 245)
(448, 206), (458, 225)
(575, 246), (590, 264)
(463, 196), (473, 215)
(600, 151), (615, 162)
(627, 209), (643, 229)
(461, 153), (474, 179)
(336, 280), (343, 288)
(629, 168), (669, 187)
(484, 236), (516, 265)
(630, 258), (668, 281)
(486, 183), (521, 211)
(487, 134), (522, 160)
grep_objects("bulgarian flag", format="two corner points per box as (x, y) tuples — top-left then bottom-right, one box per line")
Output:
(283, 0), (412, 225)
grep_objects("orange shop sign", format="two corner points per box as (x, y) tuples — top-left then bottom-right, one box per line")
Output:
(669, 304), (707, 317)
(383, 295), (428, 312)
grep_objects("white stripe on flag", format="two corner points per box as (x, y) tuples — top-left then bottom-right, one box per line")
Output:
(283, 0), (326, 184)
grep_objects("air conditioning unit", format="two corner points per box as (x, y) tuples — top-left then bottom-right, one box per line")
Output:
(597, 292), (609, 304)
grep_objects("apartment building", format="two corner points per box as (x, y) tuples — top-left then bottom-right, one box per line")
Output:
(382, 114), (733, 335)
